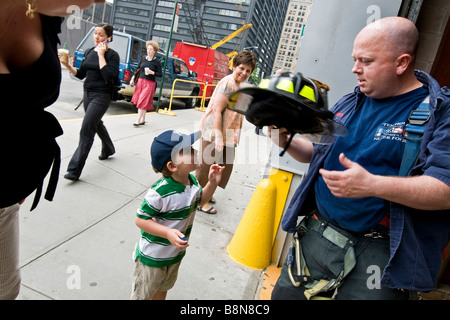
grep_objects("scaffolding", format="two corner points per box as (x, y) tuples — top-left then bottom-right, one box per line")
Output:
(181, 0), (210, 46)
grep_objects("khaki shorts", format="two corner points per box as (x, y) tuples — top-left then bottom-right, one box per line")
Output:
(131, 258), (181, 300)
(0, 204), (21, 300)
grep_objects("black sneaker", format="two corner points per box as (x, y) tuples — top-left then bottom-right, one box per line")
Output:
(64, 172), (79, 181)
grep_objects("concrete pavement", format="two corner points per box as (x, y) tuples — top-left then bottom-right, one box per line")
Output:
(15, 73), (275, 300)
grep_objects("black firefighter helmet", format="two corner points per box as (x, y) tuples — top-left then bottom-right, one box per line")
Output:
(227, 72), (348, 154)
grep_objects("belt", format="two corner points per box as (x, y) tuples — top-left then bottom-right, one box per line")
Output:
(305, 213), (390, 241)
(304, 216), (354, 249)
(295, 215), (358, 299)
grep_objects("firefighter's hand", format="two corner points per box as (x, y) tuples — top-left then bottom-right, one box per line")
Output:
(268, 125), (315, 163)
(268, 125), (291, 149)
(319, 153), (373, 198)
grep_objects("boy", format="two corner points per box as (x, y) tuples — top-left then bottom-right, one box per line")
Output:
(131, 130), (224, 300)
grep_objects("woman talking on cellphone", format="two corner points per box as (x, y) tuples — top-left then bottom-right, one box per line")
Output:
(60, 23), (120, 181)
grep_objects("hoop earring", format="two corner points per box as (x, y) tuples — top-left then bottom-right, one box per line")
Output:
(25, 0), (38, 19)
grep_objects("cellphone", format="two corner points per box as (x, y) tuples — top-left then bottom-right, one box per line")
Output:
(101, 37), (112, 44)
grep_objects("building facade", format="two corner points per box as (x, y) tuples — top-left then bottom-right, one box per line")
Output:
(110, 0), (289, 78)
(82, 1), (113, 24)
(272, 0), (313, 74)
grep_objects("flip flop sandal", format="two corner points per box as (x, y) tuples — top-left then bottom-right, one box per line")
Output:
(209, 197), (216, 204)
(197, 206), (217, 214)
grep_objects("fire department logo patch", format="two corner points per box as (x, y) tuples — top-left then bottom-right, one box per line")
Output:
(374, 122), (406, 142)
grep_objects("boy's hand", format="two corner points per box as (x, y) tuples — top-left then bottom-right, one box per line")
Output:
(199, 164), (224, 207)
(208, 164), (225, 186)
(166, 229), (189, 249)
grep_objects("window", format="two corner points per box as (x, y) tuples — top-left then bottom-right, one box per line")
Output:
(154, 24), (171, 32)
(179, 61), (189, 75)
(173, 59), (189, 76)
(158, 1), (175, 8)
(140, 43), (147, 59)
(116, 5), (149, 17)
(131, 39), (140, 61)
(120, 0), (152, 4)
(115, 18), (148, 29)
(155, 13), (173, 20)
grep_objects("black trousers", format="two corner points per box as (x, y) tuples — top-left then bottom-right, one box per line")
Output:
(67, 91), (115, 177)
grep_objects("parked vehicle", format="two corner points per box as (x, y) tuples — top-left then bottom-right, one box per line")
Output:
(171, 24), (253, 103)
(173, 41), (229, 99)
(72, 27), (200, 108)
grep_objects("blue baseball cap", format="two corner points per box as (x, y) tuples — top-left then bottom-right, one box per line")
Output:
(151, 130), (201, 172)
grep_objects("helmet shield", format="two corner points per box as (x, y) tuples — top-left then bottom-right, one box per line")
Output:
(227, 72), (348, 145)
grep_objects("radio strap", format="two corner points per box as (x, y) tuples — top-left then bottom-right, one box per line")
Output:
(399, 96), (431, 176)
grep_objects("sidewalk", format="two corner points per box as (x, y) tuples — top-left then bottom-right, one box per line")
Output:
(16, 97), (273, 300)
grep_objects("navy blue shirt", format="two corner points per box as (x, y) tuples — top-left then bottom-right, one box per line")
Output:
(315, 86), (428, 232)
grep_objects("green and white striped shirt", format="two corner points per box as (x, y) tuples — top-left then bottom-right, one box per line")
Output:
(134, 174), (201, 267)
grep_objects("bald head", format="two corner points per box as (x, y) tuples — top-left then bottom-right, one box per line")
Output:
(358, 16), (419, 62)
(352, 16), (423, 98)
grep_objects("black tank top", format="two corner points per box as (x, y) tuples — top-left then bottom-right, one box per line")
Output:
(0, 15), (64, 209)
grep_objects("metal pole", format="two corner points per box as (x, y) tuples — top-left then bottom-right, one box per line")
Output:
(157, 1), (178, 111)
(92, 3), (96, 22)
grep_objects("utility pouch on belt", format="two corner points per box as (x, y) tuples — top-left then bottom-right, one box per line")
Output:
(288, 215), (358, 300)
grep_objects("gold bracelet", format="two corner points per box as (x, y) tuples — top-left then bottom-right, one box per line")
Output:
(25, 0), (38, 19)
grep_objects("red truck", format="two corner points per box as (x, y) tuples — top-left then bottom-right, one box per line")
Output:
(173, 41), (230, 103)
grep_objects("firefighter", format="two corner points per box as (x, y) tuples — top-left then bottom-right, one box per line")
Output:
(229, 17), (450, 300)
(270, 17), (450, 300)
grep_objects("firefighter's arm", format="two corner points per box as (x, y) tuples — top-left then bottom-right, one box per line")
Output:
(320, 153), (450, 210)
(268, 126), (314, 163)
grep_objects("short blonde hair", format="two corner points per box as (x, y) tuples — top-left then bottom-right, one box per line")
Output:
(146, 40), (159, 52)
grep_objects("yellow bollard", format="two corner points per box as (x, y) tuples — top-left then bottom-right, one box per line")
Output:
(158, 108), (177, 116)
(267, 168), (293, 243)
(227, 179), (277, 269)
